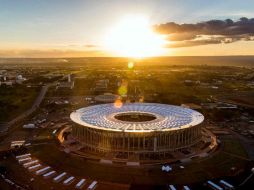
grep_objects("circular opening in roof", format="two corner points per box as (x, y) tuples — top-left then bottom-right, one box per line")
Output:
(114, 112), (157, 122)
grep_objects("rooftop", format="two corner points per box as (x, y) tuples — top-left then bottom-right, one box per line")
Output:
(70, 103), (204, 132)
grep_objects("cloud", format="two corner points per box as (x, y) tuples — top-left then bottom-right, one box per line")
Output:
(155, 17), (254, 47)
(0, 49), (106, 58)
(83, 44), (99, 48)
(66, 44), (99, 49)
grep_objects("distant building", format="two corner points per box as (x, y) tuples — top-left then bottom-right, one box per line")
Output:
(16, 74), (26, 84)
(95, 93), (120, 103)
(0, 81), (13, 86)
(16, 74), (23, 80)
(23, 123), (36, 129)
(184, 80), (193, 86)
(0, 70), (7, 75)
(56, 74), (75, 89)
(57, 81), (74, 89)
(94, 79), (109, 92)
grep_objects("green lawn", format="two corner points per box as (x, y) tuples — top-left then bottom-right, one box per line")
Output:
(0, 85), (39, 122)
(223, 139), (248, 158)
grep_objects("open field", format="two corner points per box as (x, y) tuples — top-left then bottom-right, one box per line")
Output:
(0, 85), (39, 122)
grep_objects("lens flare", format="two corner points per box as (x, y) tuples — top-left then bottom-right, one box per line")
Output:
(118, 80), (128, 96)
(118, 86), (127, 96)
(128, 61), (134, 69)
(114, 99), (123, 108)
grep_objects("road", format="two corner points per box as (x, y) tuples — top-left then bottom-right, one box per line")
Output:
(0, 84), (54, 134)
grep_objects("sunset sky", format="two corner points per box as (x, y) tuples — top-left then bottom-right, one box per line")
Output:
(0, 0), (254, 57)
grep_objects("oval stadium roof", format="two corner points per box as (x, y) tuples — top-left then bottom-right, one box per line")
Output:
(70, 103), (204, 132)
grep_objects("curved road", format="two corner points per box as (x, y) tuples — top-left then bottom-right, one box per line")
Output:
(0, 84), (53, 133)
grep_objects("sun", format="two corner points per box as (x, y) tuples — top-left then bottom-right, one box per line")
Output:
(104, 15), (166, 58)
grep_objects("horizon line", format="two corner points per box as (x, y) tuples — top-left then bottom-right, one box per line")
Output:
(1, 55), (254, 59)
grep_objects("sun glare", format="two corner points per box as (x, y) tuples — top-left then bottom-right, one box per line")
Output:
(105, 15), (166, 58)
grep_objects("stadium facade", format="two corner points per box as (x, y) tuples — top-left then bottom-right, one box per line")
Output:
(70, 103), (205, 162)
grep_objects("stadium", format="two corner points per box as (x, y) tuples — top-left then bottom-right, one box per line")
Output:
(67, 103), (215, 164)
